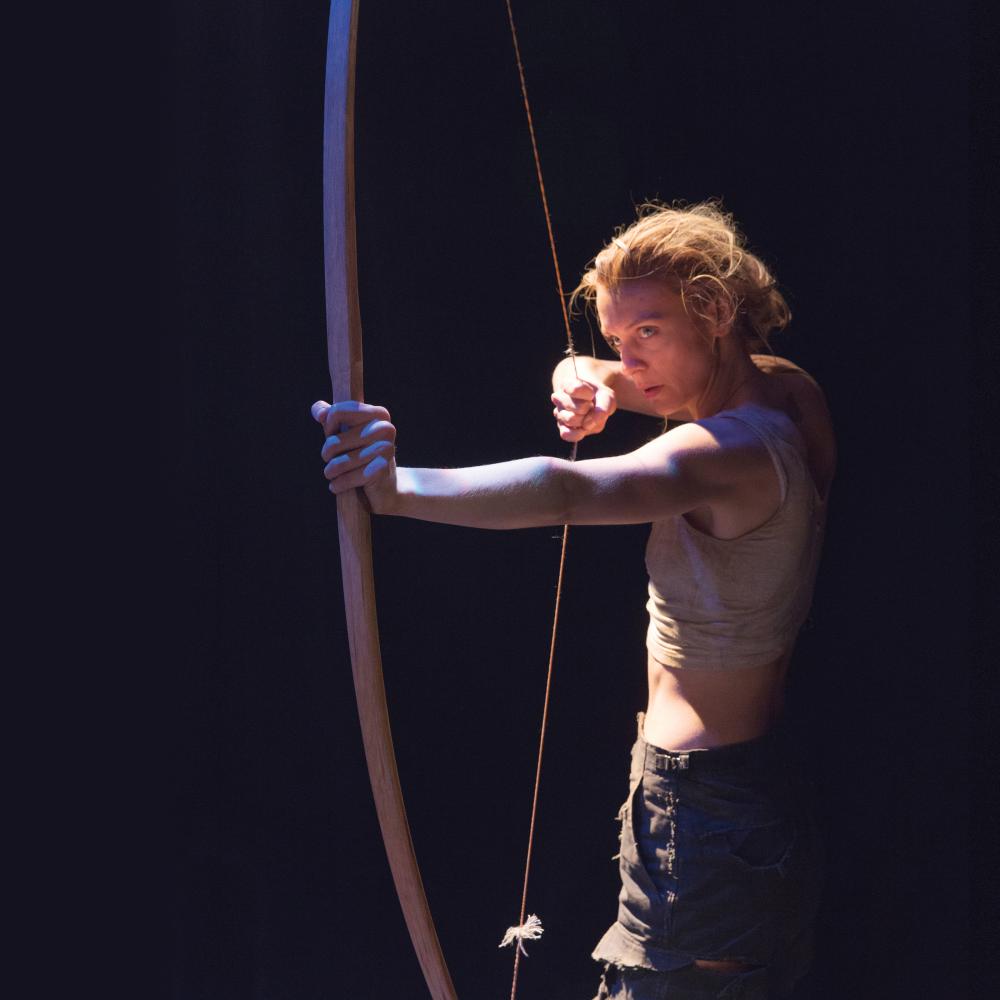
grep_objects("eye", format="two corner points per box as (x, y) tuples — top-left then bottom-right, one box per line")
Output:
(604, 334), (622, 354)
(638, 326), (657, 339)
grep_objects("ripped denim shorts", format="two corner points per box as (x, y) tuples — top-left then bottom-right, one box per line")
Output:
(591, 715), (823, 999)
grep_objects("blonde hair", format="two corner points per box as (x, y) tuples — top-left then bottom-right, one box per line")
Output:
(571, 200), (790, 352)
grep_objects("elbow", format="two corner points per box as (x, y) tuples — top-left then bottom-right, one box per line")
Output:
(545, 457), (593, 526)
(551, 354), (577, 389)
(514, 455), (575, 526)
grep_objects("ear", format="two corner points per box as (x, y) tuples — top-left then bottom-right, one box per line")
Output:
(706, 294), (737, 337)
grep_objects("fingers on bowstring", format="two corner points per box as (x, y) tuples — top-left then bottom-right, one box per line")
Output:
(594, 384), (616, 413)
(552, 402), (580, 425)
(552, 390), (592, 419)
(558, 422), (587, 443)
(565, 378), (597, 403)
(552, 381), (595, 406)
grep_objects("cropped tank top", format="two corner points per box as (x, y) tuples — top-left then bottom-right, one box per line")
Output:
(645, 403), (826, 671)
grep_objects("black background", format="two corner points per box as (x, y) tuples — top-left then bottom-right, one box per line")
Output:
(161, 2), (982, 997)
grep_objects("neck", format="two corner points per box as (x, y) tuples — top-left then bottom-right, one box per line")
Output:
(690, 340), (765, 420)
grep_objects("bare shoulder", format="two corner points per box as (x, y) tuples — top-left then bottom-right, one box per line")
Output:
(654, 414), (787, 538)
(751, 353), (837, 501)
(656, 416), (776, 488)
(751, 352), (813, 377)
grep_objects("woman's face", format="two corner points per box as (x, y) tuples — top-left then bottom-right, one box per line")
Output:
(595, 278), (721, 416)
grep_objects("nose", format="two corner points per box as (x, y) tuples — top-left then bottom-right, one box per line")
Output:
(619, 345), (645, 374)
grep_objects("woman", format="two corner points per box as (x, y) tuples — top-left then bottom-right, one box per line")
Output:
(314, 202), (835, 999)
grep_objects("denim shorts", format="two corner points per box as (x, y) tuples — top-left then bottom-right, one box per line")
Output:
(591, 715), (823, 999)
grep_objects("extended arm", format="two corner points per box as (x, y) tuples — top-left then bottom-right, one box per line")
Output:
(313, 400), (762, 530)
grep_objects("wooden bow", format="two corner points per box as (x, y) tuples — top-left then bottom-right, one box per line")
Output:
(322, 2), (458, 997)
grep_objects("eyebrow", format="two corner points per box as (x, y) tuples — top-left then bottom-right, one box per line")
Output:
(601, 311), (668, 335)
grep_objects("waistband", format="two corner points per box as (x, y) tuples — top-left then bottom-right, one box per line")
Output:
(634, 712), (778, 776)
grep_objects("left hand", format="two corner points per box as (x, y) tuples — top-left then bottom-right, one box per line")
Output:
(311, 400), (397, 509)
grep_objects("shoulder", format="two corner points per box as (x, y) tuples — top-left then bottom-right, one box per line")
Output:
(650, 415), (776, 495)
(633, 414), (783, 535)
(751, 354), (837, 500)
(751, 354), (830, 422)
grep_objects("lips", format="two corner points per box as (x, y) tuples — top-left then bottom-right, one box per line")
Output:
(641, 385), (662, 398)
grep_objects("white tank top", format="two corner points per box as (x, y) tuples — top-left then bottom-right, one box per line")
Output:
(645, 403), (827, 670)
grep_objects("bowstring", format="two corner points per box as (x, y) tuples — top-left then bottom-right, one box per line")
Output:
(502, 3), (578, 998)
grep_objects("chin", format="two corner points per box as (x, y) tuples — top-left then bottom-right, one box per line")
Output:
(658, 398), (692, 421)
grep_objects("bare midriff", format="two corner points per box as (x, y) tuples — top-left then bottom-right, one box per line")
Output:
(642, 650), (793, 751)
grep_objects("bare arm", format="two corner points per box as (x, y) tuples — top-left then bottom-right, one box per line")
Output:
(313, 401), (762, 530)
(550, 356), (691, 441)
(553, 355), (667, 418)
(552, 353), (817, 440)
(385, 425), (743, 528)
(750, 354), (837, 500)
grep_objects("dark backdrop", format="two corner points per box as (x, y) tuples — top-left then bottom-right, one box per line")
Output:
(161, 2), (976, 997)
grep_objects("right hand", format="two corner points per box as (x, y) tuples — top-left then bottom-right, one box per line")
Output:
(551, 376), (617, 442)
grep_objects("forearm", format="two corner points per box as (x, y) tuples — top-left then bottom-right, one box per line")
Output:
(385, 457), (571, 529)
(553, 355), (671, 418)
(553, 354), (631, 398)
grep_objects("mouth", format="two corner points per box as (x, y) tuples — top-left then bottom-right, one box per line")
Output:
(641, 385), (663, 399)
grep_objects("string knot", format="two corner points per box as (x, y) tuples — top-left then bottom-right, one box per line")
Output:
(499, 914), (544, 957)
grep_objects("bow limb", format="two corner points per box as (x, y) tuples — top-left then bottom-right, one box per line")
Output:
(322, 3), (458, 997)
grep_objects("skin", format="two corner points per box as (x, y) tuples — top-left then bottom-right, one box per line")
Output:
(546, 283), (836, 758)
(313, 277), (836, 975)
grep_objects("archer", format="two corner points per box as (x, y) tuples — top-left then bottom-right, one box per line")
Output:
(314, 200), (835, 999)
